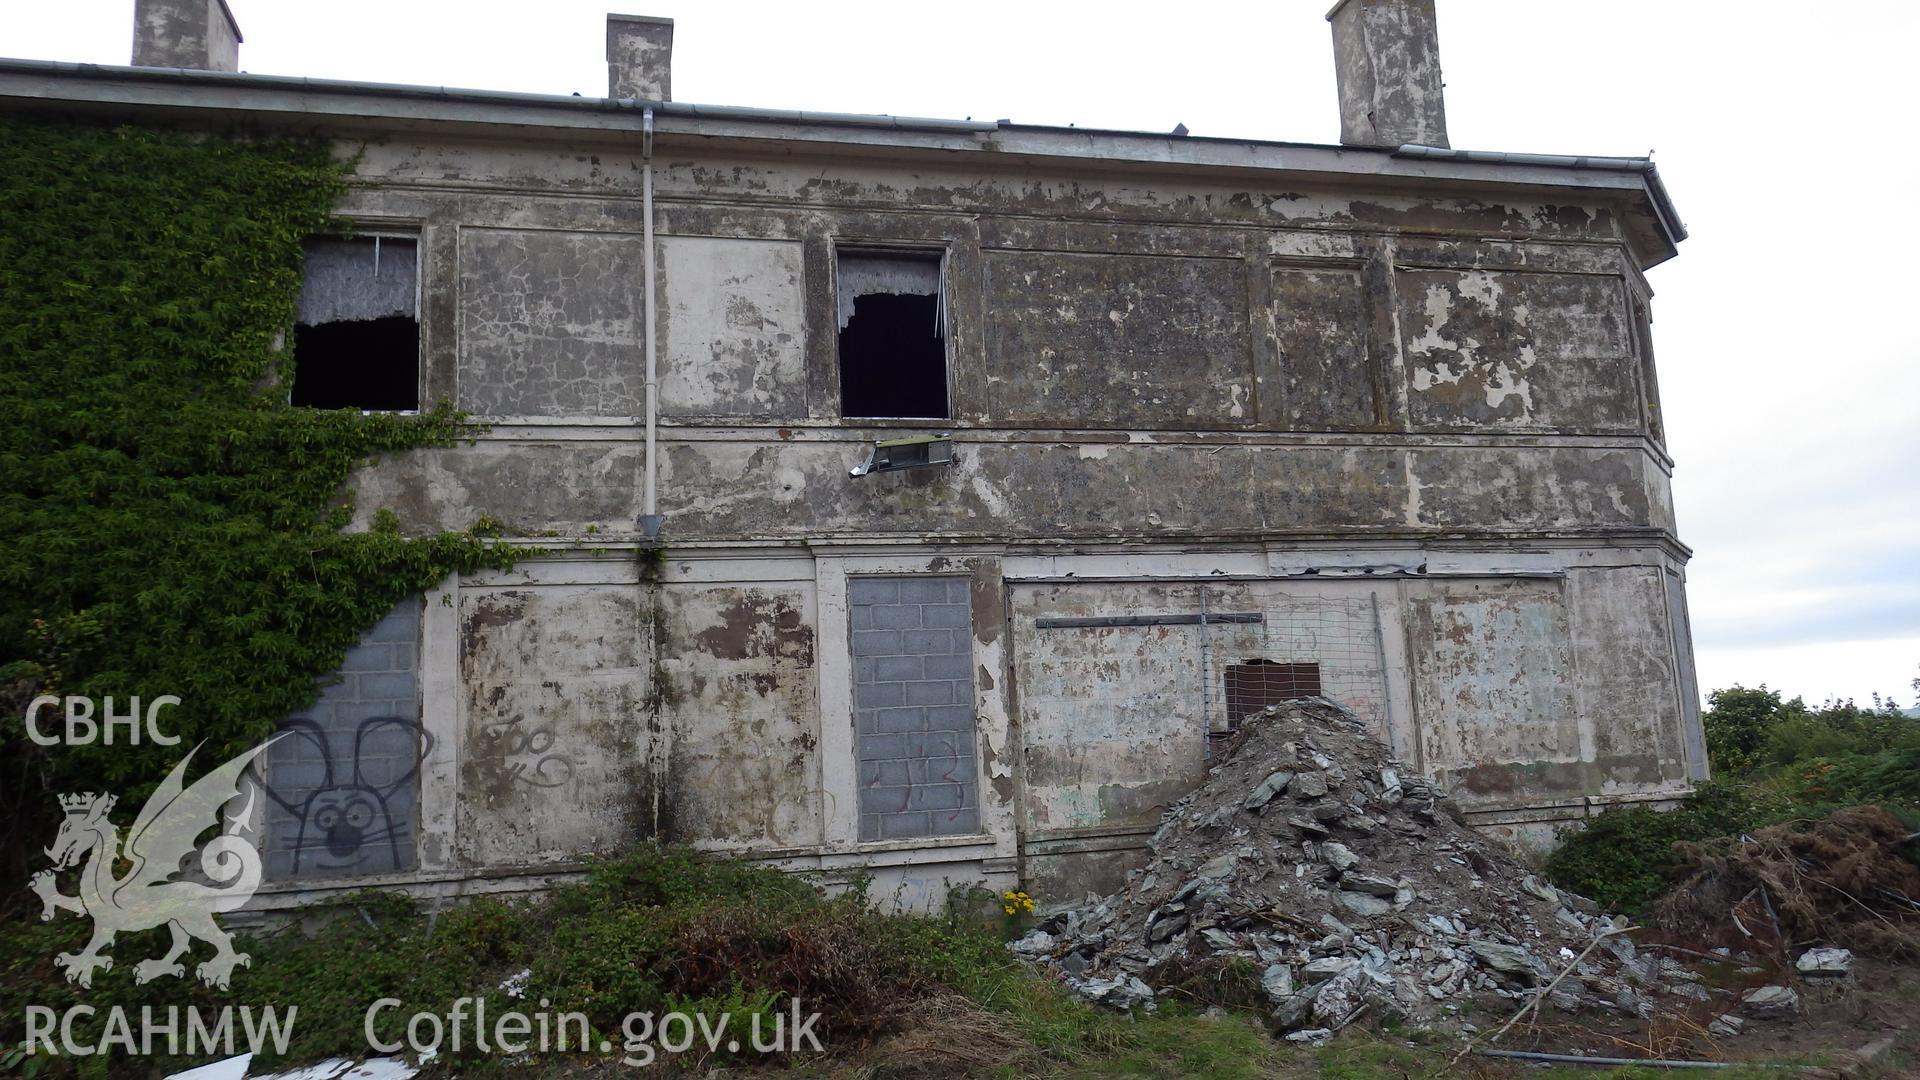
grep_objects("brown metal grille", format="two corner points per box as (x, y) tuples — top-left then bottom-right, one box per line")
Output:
(1224, 659), (1322, 721)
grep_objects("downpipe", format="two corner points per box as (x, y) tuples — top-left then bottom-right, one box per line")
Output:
(639, 106), (669, 839)
(640, 105), (662, 541)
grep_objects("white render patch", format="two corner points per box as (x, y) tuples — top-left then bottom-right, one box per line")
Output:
(1454, 269), (1504, 310)
(659, 236), (806, 417)
(1409, 283), (1468, 359)
(1481, 359), (1535, 412)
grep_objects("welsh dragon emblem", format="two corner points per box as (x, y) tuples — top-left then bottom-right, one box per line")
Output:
(30, 740), (278, 990)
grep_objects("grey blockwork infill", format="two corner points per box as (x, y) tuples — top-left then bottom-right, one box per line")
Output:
(851, 576), (979, 840)
(264, 599), (427, 880)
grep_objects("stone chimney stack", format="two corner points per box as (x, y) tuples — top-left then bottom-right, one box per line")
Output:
(607, 14), (674, 101)
(1327, 0), (1448, 149)
(132, 0), (242, 72)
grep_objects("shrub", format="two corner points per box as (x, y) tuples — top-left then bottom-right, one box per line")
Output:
(1756, 700), (1915, 770)
(1702, 685), (1798, 777)
(1543, 780), (1772, 913)
(1549, 689), (1920, 914)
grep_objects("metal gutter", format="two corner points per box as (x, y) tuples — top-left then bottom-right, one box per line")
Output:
(997, 120), (1350, 154)
(1395, 142), (1688, 245)
(652, 99), (996, 133)
(0, 57), (1000, 134)
(0, 57), (1685, 256)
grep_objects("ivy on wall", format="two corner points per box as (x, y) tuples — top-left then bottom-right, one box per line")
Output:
(0, 118), (518, 888)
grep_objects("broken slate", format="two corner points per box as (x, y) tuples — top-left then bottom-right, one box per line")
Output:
(1794, 947), (1853, 977)
(1740, 984), (1800, 1017)
(1010, 698), (1657, 1033)
(1261, 964), (1294, 1003)
(1340, 872), (1400, 898)
(1336, 890), (1393, 917)
(1244, 770), (1294, 811)
(1467, 941), (1541, 980)
(1321, 841), (1361, 871)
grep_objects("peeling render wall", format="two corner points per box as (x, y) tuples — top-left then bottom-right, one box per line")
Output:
(983, 252), (1253, 425)
(456, 586), (651, 865)
(233, 126), (1698, 909)
(456, 229), (649, 416)
(355, 439), (1671, 540)
(1399, 268), (1640, 432)
(659, 583), (821, 849)
(658, 237), (807, 419)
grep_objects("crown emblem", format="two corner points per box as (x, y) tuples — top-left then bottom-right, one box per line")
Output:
(57, 793), (113, 814)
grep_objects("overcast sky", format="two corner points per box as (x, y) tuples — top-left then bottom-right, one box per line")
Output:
(11, 1), (1918, 708)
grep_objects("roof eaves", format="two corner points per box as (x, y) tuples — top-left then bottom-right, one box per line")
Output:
(0, 58), (1687, 254)
(1393, 143), (1688, 246)
(0, 57), (997, 134)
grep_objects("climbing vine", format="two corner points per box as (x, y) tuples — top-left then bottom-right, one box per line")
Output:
(0, 118), (519, 892)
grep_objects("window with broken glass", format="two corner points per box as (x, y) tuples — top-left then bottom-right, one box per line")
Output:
(291, 235), (420, 411)
(836, 249), (949, 419)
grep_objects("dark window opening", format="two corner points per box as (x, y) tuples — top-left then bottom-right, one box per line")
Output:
(292, 317), (420, 410)
(291, 236), (420, 411)
(1225, 660), (1322, 721)
(837, 252), (947, 419)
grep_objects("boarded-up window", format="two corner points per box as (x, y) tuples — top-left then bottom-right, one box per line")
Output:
(293, 235), (420, 411)
(849, 575), (978, 840)
(262, 599), (426, 880)
(1224, 660), (1321, 720)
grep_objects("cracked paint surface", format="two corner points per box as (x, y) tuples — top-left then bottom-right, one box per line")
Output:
(458, 229), (648, 416)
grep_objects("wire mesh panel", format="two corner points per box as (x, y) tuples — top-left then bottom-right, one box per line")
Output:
(1199, 582), (1390, 755)
(1010, 580), (1396, 832)
(1224, 660), (1323, 716)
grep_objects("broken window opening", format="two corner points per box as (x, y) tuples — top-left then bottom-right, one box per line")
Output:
(291, 235), (420, 411)
(1224, 660), (1323, 722)
(836, 250), (948, 419)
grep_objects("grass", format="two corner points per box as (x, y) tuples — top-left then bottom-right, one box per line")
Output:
(1039, 1006), (1289, 1079)
(0, 843), (1891, 1078)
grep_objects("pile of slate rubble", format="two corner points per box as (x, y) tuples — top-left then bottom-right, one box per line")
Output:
(1010, 698), (1660, 1041)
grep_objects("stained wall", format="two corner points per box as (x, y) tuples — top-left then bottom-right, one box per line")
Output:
(243, 126), (1697, 905)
